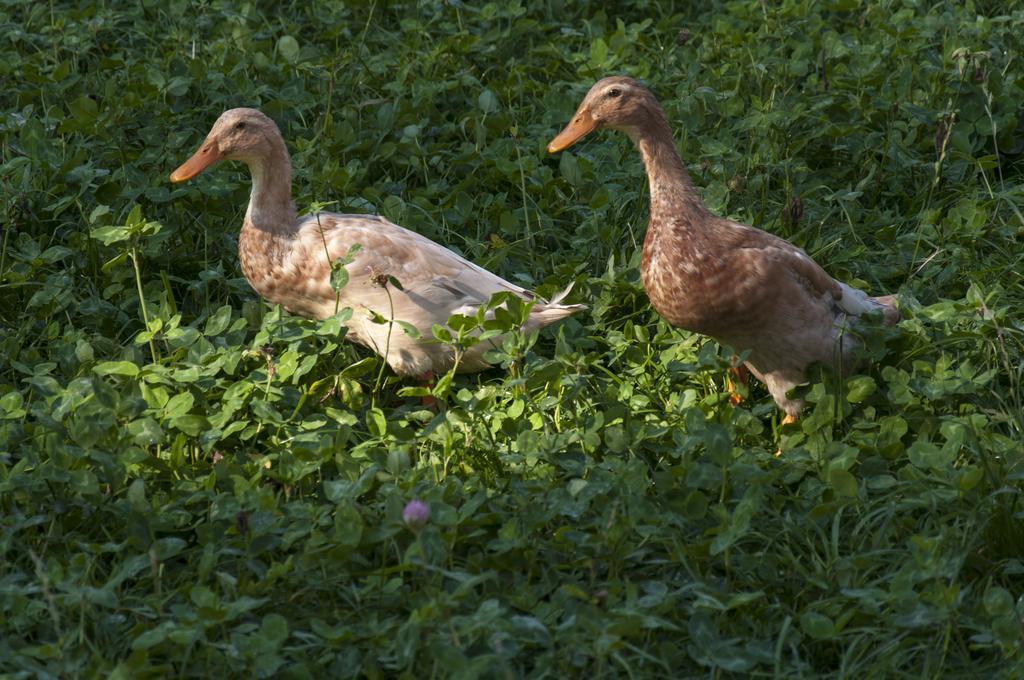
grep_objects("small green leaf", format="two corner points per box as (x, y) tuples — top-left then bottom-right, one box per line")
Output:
(478, 89), (498, 114)
(604, 425), (628, 454)
(366, 407), (386, 437)
(39, 246), (72, 263)
(101, 251), (130, 273)
(127, 478), (147, 512)
(845, 376), (876, 403)
(277, 35), (300, 63)
(204, 305), (234, 336)
(90, 225), (131, 246)
(170, 415), (210, 436)
(333, 502), (364, 550)
(94, 361), (140, 377)
(163, 392), (194, 419)
(800, 611), (835, 640)
(89, 204), (111, 224)
(261, 613), (289, 645)
(68, 95), (98, 122)
(958, 466), (983, 491)
(907, 440), (955, 470)
(567, 478), (588, 497)
(131, 624), (170, 650)
(983, 586), (1014, 616)
(559, 152), (582, 186)
(330, 265), (349, 292)
(0, 392), (26, 418)
(395, 320), (420, 338)
(446, 314), (477, 333)
(128, 417), (164, 446)
(829, 468), (858, 497)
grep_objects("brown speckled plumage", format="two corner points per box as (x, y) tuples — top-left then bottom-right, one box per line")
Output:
(550, 77), (898, 417)
(172, 108), (585, 376)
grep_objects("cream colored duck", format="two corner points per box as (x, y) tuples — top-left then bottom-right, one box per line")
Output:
(548, 77), (898, 423)
(171, 108), (584, 376)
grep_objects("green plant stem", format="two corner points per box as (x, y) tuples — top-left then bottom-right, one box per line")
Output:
(513, 139), (534, 252)
(373, 285), (396, 397)
(130, 245), (159, 364)
(314, 213), (344, 315)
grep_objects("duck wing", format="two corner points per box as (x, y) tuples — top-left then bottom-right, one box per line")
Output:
(287, 212), (578, 328)
(722, 221), (898, 321)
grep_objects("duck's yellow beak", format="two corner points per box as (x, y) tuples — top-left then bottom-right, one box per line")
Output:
(547, 110), (597, 153)
(170, 143), (223, 183)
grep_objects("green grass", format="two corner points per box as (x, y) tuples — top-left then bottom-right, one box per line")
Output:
(3, 0), (1024, 676)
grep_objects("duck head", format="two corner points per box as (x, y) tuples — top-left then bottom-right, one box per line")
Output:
(547, 76), (659, 153)
(170, 108), (280, 182)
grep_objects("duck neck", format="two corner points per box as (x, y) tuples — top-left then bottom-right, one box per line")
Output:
(242, 134), (298, 239)
(632, 109), (710, 238)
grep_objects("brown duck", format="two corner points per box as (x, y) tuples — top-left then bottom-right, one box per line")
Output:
(171, 108), (584, 377)
(548, 77), (898, 425)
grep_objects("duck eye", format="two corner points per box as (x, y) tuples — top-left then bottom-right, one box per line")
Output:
(607, 88), (622, 98)
(234, 121), (247, 130)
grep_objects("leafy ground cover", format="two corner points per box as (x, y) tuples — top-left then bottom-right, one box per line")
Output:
(3, 0), (1024, 676)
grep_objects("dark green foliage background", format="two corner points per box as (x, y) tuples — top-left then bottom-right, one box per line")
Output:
(2, 0), (1024, 676)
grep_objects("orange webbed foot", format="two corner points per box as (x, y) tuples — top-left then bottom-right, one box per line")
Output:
(775, 413), (798, 457)
(726, 362), (750, 406)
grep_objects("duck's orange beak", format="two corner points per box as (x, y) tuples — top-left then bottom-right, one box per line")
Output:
(547, 109), (597, 153)
(170, 142), (223, 183)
